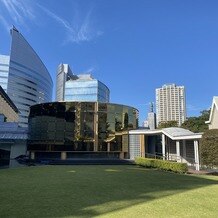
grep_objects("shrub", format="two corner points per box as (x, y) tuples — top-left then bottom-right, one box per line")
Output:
(135, 157), (188, 173)
(200, 129), (218, 167)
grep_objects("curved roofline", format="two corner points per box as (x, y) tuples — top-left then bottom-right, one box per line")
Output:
(30, 101), (139, 111)
(10, 27), (53, 85)
(97, 80), (110, 93)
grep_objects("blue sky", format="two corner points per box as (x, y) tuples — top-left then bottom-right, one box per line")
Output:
(0, 0), (217, 124)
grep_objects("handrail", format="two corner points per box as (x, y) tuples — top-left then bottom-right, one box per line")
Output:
(141, 152), (196, 166)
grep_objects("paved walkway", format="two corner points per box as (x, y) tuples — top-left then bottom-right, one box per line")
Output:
(188, 168), (218, 175)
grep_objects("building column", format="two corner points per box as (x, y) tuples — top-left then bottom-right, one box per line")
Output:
(194, 140), (200, 171)
(140, 135), (145, 157)
(107, 143), (110, 152)
(30, 151), (35, 160)
(61, 152), (67, 160)
(119, 152), (124, 159)
(182, 140), (186, 162)
(162, 134), (166, 160)
(176, 140), (181, 162)
(94, 102), (98, 152)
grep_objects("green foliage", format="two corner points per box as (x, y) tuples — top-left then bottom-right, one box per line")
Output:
(181, 110), (210, 133)
(158, 120), (178, 129)
(135, 157), (188, 173)
(200, 129), (218, 167)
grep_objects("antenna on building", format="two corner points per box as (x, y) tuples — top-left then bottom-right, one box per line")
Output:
(149, 102), (154, 113)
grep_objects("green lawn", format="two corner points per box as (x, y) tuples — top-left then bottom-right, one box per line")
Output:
(0, 165), (217, 218)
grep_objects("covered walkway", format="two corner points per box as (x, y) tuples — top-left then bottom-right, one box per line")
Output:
(129, 127), (202, 171)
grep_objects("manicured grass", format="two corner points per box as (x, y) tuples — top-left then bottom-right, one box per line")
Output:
(0, 165), (217, 218)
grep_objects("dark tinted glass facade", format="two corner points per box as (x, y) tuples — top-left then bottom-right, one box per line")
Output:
(28, 102), (138, 160)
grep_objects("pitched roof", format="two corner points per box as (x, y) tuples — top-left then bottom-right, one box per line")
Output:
(129, 127), (202, 140)
(206, 96), (218, 124)
(162, 127), (194, 137)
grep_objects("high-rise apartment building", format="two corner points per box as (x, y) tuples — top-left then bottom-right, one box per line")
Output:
(56, 64), (110, 103)
(0, 27), (53, 127)
(156, 84), (186, 126)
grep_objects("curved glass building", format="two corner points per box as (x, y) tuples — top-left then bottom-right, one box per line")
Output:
(28, 102), (138, 160)
(0, 27), (53, 127)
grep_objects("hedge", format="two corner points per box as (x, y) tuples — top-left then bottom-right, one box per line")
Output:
(135, 157), (188, 174)
(200, 129), (218, 167)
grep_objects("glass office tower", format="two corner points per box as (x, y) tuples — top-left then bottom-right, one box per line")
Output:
(56, 63), (76, 101)
(0, 27), (53, 127)
(65, 74), (110, 102)
(0, 55), (10, 92)
(28, 101), (138, 160)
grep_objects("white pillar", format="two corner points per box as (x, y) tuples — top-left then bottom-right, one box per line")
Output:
(176, 140), (180, 162)
(194, 140), (200, 171)
(182, 140), (186, 159)
(107, 143), (110, 152)
(61, 152), (67, 160)
(162, 134), (166, 160)
(30, 152), (35, 160)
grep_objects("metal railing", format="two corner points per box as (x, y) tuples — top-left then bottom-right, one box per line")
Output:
(142, 152), (197, 168)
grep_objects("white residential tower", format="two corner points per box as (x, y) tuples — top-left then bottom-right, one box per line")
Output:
(156, 84), (186, 126)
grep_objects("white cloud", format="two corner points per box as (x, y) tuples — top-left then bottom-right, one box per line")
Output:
(0, 0), (103, 44)
(83, 67), (95, 73)
(0, 14), (10, 30)
(0, 0), (35, 25)
(38, 4), (103, 44)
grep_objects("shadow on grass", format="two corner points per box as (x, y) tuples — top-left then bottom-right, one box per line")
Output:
(0, 165), (217, 217)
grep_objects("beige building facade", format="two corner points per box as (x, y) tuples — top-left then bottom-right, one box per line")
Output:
(206, 96), (218, 129)
(0, 86), (18, 122)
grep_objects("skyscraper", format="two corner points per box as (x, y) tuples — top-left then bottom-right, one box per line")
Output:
(0, 55), (10, 92)
(56, 63), (75, 101)
(0, 27), (53, 127)
(56, 64), (110, 103)
(156, 84), (186, 126)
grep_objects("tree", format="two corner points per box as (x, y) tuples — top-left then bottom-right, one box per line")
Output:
(158, 120), (178, 129)
(181, 110), (210, 133)
(200, 129), (218, 167)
